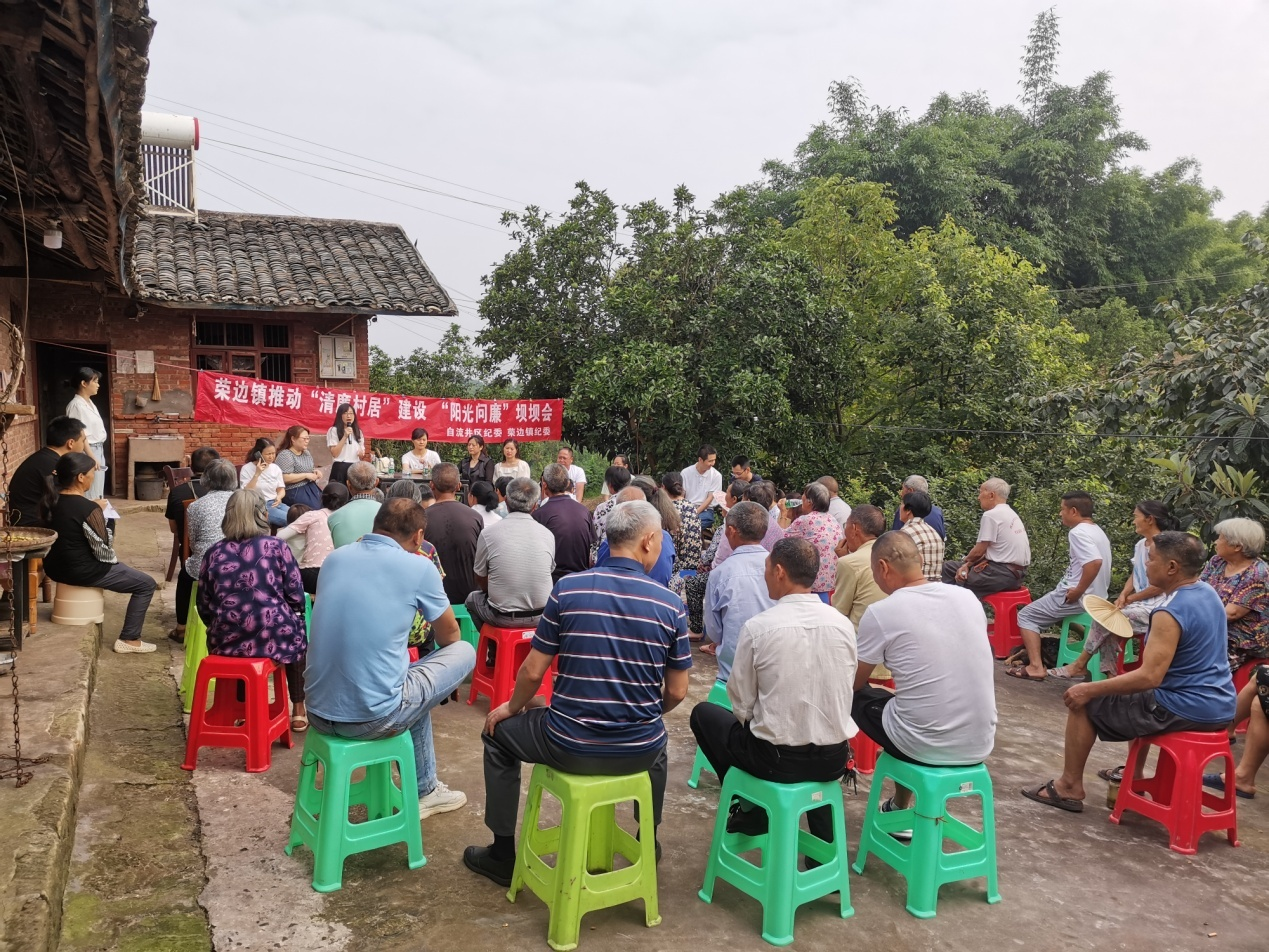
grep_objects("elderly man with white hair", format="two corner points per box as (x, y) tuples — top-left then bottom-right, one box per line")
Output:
(466, 477), (556, 631)
(594, 485), (676, 586)
(464, 499), (691, 887)
(941, 477), (1031, 597)
(890, 474), (946, 539)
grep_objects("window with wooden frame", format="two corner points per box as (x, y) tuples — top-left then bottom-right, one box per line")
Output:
(193, 320), (293, 381)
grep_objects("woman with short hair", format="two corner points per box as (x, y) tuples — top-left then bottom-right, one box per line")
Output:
(240, 437), (289, 527)
(782, 481), (844, 597)
(42, 452), (157, 653)
(1201, 516), (1269, 671)
(185, 459), (240, 582)
(198, 490), (309, 731)
(401, 427), (442, 477)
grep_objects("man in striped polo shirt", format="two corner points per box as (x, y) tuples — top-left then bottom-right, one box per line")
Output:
(464, 500), (692, 887)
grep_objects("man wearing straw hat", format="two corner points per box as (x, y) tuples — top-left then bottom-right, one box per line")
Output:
(1021, 531), (1236, 813)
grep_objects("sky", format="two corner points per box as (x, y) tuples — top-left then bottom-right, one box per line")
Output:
(142, 1), (1269, 359)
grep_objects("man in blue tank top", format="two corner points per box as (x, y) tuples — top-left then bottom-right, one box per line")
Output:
(1022, 531), (1236, 813)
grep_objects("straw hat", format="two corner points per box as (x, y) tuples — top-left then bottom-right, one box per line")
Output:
(1082, 595), (1133, 639)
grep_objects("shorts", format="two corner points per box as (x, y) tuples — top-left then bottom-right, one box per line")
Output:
(1017, 588), (1087, 631)
(1085, 689), (1227, 743)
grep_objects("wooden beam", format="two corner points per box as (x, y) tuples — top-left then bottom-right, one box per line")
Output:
(5, 51), (87, 204)
(0, 263), (109, 282)
(0, 5), (44, 53)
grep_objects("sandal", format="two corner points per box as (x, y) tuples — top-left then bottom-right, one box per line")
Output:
(290, 715), (309, 733)
(1021, 779), (1084, 813)
(1046, 665), (1084, 680)
(1005, 666), (1046, 682)
(1097, 765), (1124, 784)
(1203, 773), (1254, 799)
(167, 628), (185, 644)
(699, 641), (717, 656)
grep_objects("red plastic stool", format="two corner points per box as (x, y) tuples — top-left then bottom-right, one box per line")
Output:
(982, 587), (1032, 659)
(181, 656), (293, 773)
(1233, 661), (1264, 735)
(467, 625), (557, 710)
(1109, 730), (1239, 854)
(850, 677), (895, 775)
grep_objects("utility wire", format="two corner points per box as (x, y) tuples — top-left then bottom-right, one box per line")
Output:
(201, 161), (305, 215)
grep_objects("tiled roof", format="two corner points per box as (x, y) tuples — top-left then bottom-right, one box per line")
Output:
(129, 211), (458, 315)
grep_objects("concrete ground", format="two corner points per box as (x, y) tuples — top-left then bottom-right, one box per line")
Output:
(4, 509), (1268, 951)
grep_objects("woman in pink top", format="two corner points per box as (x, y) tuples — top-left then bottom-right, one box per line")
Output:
(784, 481), (844, 597)
(276, 482), (348, 594)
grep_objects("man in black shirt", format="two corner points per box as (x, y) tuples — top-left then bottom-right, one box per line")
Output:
(424, 462), (485, 605)
(165, 446), (221, 642)
(533, 463), (597, 583)
(8, 416), (87, 527)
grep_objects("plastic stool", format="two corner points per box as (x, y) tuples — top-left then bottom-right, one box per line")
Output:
(451, 603), (481, 651)
(509, 765), (660, 951)
(1054, 612), (1094, 669)
(181, 655), (293, 773)
(1109, 731), (1239, 854)
(468, 624), (556, 709)
(982, 587), (1031, 658)
(853, 753), (1000, 918)
(179, 583), (210, 714)
(699, 768), (852, 946)
(286, 730), (425, 892)
(688, 679), (732, 788)
(50, 582), (105, 626)
(1233, 661), (1263, 734)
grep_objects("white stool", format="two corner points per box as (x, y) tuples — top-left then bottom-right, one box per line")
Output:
(51, 583), (105, 626)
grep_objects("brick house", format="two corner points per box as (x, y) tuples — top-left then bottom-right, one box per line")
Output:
(0, 1), (456, 496)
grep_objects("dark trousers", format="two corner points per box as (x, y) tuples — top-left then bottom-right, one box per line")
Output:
(464, 589), (542, 630)
(689, 701), (847, 843)
(299, 566), (321, 596)
(482, 707), (667, 839)
(940, 559), (1027, 598)
(175, 567), (194, 627)
(328, 462), (352, 487)
(232, 658), (305, 704)
(96, 563), (156, 642)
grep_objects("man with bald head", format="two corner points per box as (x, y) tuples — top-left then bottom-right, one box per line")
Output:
(853, 531), (996, 815)
(464, 500), (691, 886)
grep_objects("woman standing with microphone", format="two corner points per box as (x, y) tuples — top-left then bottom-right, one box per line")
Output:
(325, 403), (365, 487)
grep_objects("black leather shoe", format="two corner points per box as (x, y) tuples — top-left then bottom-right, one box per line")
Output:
(726, 802), (769, 836)
(463, 845), (515, 887)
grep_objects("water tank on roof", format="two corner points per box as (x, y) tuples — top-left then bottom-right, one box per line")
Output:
(139, 112), (199, 218)
(140, 113), (200, 149)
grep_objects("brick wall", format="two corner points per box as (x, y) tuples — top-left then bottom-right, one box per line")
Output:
(25, 281), (370, 495)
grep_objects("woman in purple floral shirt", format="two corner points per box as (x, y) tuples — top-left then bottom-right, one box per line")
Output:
(198, 490), (309, 730)
(783, 481), (844, 597)
(1200, 517), (1269, 671)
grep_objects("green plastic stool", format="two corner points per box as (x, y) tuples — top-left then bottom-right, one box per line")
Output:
(688, 679), (733, 788)
(852, 752), (1000, 918)
(180, 582), (210, 714)
(304, 594), (312, 635)
(451, 603), (481, 651)
(285, 730), (425, 893)
(699, 768), (852, 946)
(1054, 611), (1094, 670)
(509, 764), (660, 951)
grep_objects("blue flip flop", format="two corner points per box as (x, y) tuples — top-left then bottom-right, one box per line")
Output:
(1202, 773), (1255, 799)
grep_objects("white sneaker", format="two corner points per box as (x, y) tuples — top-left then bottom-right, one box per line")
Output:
(113, 639), (157, 654)
(418, 780), (467, 818)
(880, 797), (913, 841)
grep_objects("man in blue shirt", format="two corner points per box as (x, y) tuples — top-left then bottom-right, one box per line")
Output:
(889, 475), (946, 539)
(306, 498), (477, 819)
(594, 486), (676, 586)
(704, 501), (777, 679)
(1022, 531), (1237, 813)
(464, 500), (692, 886)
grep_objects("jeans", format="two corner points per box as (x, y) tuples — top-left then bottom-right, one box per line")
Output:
(482, 707), (668, 838)
(267, 501), (290, 528)
(307, 640), (475, 795)
(96, 562), (156, 641)
(699, 508), (716, 531)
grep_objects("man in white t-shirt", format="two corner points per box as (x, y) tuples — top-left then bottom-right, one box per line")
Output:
(853, 531), (996, 817)
(942, 477), (1031, 596)
(680, 443), (722, 530)
(557, 446), (586, 502)
(1009, 491), (1112, 682)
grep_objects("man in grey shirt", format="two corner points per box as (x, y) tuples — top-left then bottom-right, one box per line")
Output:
(853, 531), (997, 822)
(691, 537), (857, 845)
(704, 502), (777, 679)
(466, 477), (556, 630)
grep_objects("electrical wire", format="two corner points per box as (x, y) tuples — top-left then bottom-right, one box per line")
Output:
(194, 186), (249, 213)
(200, 161), (304, 215)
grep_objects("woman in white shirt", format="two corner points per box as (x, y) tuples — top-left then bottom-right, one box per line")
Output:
(240, 438), (289, 527)
(493, 438), (531, 481)
(66, 367), (108, 500)
(401, 427), (442, 477)
(468, 480), (502, 528)
(325, 403), (365, 486)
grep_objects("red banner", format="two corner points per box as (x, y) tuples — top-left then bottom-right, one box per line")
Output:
(193, 371), (564, 443)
